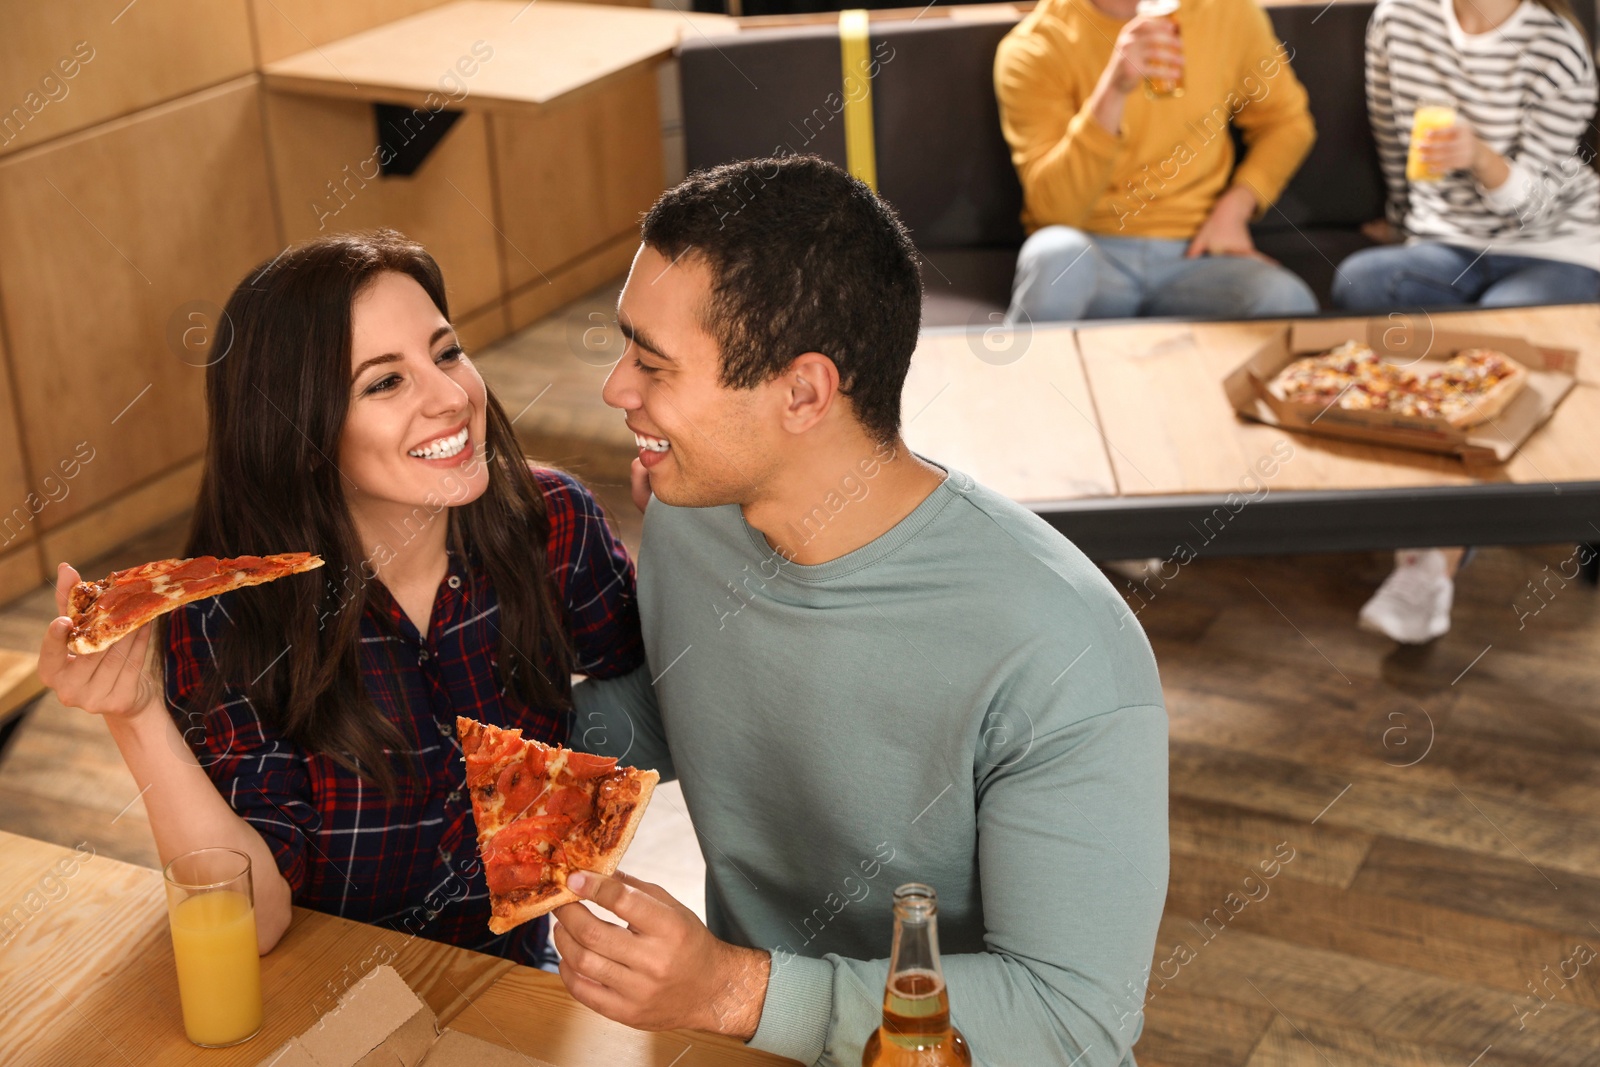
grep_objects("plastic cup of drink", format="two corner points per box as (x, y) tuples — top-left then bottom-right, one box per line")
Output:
(163, 847), (264, 1047)
(1407, 96), (1458, 182)
(1135, 0), (1183, 98)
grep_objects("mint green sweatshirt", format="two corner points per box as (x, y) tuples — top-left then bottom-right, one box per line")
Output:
(572, 464), (1168, 1067)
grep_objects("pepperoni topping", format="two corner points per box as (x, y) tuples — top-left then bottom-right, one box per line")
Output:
(546, 785), (594, 823)
(92, 589), (169, 626)
(562, 752), (618, 780)
(522, 743), (547, 779)
(496, 761), (546, 815)
(487, 814), (573, 857)
(465, 730), (524, 784)
(485, 858), (546, 895)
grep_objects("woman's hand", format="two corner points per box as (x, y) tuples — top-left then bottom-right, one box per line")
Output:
(1420, 122), (1511, 190)
(630, 457), (652, 514)
(1417, 123), (1477, 176)
(1360, 218), (1402, 245)
(38, 563), (162, 720)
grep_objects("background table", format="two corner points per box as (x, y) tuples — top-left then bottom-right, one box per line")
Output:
(0, 831), (796, 1066)
(904, 304), (1600, 558)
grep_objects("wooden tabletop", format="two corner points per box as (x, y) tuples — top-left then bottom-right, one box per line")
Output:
(911, 304), (1600, 503)
(902, 325), (1117, 502)
(0, 831), (795, 1066)
(263, 1), (732, 114)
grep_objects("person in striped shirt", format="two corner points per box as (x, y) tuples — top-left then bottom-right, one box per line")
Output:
(1334, 0), (1600, 312)
(1335, 0), (1599, 643)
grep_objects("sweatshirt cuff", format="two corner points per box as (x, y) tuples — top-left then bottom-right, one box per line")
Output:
(1231, 163), (1289, 219)
(1479, 159), (1536, 214)
(748, 952), (835, 1065)
(1066, 106), (1121, 160)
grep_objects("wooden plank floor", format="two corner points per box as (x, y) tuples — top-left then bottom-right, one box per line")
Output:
(1136, 544), (1600, 1067)
(1, 278), (1595, 1063)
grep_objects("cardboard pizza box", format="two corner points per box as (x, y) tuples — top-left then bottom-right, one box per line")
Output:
(1222, 319), (1579, 464)
(254, 964), (555, 1067)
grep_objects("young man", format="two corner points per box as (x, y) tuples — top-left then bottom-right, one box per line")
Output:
(995, 0), (1319, 321)
(557, 156), (1168, 1067)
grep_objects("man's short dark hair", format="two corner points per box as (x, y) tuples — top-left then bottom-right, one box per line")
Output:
(640, 155), (922, 443)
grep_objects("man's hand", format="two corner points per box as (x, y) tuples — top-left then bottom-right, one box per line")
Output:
(1089, 17), (1182, 136)
(553, 870), (771, 1039)
(1186, 185), (1275, 261)
(1105, 16), (1182, 96)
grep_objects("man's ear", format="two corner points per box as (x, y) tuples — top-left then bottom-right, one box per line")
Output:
(779, 352), (841, 434)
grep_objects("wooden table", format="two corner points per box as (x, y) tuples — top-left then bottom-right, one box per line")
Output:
(258, 0), (735, 342)
(263, 1), (732, 116)
(0, 831), (794, 1066)
(902, 305), (1600, 558)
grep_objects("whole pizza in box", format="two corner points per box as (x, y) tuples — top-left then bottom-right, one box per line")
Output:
(1267, 340), (1528, 429)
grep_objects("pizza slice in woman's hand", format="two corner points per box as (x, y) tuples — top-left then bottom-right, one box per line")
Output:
(457, 716), (659, 933)
(67, 553), (324, 654)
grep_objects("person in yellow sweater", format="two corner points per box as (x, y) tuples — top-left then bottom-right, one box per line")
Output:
(996, 0), (1319, 321)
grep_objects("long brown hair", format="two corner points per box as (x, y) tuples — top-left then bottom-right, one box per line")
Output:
(167, 230), (570, 795)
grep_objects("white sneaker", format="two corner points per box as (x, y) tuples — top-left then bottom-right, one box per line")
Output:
(1103, 558), (1165, 582)
(1358, 549), (1454, 644)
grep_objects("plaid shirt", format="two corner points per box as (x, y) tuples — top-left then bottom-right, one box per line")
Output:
(165, 468), (642, 965)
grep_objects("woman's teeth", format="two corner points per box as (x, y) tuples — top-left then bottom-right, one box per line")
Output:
(409, 427), (469, 460)
(635, 432), (670, 453)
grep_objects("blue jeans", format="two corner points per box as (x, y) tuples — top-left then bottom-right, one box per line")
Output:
(1006, 226), (1319, 324)
(1332, 242), (1600, 311)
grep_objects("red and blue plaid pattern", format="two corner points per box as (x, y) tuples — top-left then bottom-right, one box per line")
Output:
(165, 468), (642, 965)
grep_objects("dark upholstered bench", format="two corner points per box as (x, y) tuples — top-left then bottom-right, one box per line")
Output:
(679, 3), (1599, 327)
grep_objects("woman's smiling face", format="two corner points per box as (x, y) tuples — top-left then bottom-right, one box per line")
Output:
(339, 271), (490, 527)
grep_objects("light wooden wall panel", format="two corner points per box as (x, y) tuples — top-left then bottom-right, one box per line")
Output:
(0, 325), (38, 557)
(0, 305), (44, 602)
(263, 91), (504, 324)
(39, 458), (203, 571)
(0, 77), (279, 533)
(491, 65), (662, 295)
(0, 0), (254, 158)
(249, 0), (458, 65)
(0, 543), (42, 607)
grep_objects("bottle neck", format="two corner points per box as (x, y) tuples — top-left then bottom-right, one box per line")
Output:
(881, 906), (953, 1042)
(888, 908), (944, 984)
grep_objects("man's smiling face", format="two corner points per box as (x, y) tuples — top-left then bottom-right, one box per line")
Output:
(602, 244), (784, 508)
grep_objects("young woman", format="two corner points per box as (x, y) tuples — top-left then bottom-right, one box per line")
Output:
(1336, 0), (1600, 312)
(1332, 0), (1598, 643)
(38, 231), (642, 964)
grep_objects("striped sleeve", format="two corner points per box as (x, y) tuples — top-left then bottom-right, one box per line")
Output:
(1479, 26), (1598, 225)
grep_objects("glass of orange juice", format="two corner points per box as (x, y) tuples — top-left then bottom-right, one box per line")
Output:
(163, 847), (264, 1047)
(1406, 95), (1458, 182)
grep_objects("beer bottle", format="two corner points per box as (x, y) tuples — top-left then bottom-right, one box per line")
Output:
(862, 883), (972, 1066)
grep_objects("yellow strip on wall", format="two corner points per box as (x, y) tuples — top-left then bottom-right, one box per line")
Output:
(838, 9), (878, 191)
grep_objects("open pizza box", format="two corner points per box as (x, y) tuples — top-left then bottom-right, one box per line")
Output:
(1222, 319), (1578, 464)
(254, 964), (555, 1067)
